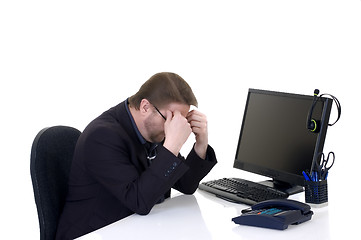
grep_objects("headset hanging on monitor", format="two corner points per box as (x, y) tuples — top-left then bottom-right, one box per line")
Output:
(307, 89), (341, 133)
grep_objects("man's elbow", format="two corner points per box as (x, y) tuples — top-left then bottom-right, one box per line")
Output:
(133, 201), (154, 216)
(137, 210), (151, 216)
(181, 185), (198, 195)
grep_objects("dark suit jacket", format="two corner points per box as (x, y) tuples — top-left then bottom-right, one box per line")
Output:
(56, 100), (217, 240)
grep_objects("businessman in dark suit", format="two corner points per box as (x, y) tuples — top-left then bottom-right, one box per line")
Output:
(56, 72), (217, 239)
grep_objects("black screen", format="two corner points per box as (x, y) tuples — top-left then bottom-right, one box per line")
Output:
(234, 89), (331, 187)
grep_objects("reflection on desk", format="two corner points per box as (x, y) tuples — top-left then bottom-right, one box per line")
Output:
(77, 193), (211, 240)
(78, 190), (333, 240)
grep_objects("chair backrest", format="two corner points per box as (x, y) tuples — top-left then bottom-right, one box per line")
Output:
(30, 126), (81, 240)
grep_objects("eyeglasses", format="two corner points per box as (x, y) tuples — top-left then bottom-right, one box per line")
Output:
(153, 105), (166, 120)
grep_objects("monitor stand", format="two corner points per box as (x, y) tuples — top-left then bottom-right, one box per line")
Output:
(258, 179), (304, 195)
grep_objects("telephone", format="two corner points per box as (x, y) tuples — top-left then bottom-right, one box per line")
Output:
(232, 199), (313, 230)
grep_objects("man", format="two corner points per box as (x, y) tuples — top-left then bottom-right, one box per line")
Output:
(56, 72), (217, 239)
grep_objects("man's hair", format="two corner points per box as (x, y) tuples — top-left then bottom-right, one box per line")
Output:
(129, 72), (198, 109)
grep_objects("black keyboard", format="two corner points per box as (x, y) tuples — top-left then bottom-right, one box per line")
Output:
(198, 178), (289, 205)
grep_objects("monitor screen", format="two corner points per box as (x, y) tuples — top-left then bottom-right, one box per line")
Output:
(233, 89), (332, 190)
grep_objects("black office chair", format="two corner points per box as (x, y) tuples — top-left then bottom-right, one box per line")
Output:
(30, 126), (81, 240)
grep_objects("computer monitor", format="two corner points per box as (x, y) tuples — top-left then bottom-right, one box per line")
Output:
(233, 89), (333, 195)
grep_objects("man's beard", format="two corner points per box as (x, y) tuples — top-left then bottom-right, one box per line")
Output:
(144, 115), (165, 143)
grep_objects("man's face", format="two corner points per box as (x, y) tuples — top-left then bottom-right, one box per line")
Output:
(144, 102), (190, 143)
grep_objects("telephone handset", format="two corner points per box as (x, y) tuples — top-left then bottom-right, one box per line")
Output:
(232, 199), (313, 230)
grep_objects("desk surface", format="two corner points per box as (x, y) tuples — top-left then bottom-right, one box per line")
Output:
(77, 184), (355, 240)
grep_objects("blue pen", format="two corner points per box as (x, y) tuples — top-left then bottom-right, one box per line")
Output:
(323, 171), (328, 180)
(315, 171), (319, 181)
(311, 171), (318, 182)
(302, 171), (311, 181)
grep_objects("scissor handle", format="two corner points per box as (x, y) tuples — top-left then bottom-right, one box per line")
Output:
(316, 152), (326, 169)
(324, 151), (335, 170)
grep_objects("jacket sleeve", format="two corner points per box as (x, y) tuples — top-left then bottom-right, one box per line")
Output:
(173, 145), (217, 194)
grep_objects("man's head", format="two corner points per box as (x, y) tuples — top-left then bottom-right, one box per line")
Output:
(129, 72), (198, 110)
(128, 72), (197, 143)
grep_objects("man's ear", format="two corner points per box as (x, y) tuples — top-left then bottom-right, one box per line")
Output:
(139, 99), (151, 115)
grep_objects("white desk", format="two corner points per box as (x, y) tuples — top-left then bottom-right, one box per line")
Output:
(77, 185), (354, 240)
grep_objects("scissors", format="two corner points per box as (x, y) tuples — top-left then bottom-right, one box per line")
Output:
(315, 151), (335, 180)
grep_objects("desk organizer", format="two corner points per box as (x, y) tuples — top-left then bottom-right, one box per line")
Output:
(304, 180), (328, 204)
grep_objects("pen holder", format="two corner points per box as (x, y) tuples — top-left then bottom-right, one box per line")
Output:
(304, 179), (328, 204)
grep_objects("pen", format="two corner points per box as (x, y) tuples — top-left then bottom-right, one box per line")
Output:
(321, 169), (328, 180)
(310, 171), (318, 182)
(302, 171), (311, 181)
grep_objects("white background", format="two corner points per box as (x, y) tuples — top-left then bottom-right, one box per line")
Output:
(1, 0), (360, 238)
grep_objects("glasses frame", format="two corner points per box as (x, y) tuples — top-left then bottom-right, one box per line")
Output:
(153, 105), (167, 120)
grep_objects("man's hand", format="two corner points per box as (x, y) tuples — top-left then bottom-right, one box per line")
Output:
(163, 110), (192, 156)
(187, 110), (208, 159)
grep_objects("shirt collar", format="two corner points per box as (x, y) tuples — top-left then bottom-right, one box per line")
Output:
(125, 98), (146, 145)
